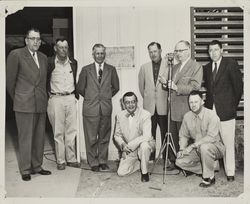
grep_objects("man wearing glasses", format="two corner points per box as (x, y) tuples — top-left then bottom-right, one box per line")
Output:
(114, 92), (155, 182)
(6, 28), (51, 181)
(160, 40), (203, 171)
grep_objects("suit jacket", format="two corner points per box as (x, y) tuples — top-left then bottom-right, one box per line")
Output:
(171, 58), (203, 121)
(114, 107), (155, 151)
(47, 56), (79, 99)
(203, 57), (243, 121)
(6, 46), (48, 113)
(138, 59), (169, 115)
(76, 62), (119, 116)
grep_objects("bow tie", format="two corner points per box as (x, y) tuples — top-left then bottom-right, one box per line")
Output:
(126, 112), (135, 118)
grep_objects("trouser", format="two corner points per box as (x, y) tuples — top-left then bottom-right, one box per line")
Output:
(117, 141), (151, 176)
(220, 119), (236, 176)
(83, 114), (111, 167)
(15, 112), (46, 175)
(175, 143), (224, 178)
(151, 110), (168, 159)
(47, 94), (77, 164)
(168, 120), (182, 163)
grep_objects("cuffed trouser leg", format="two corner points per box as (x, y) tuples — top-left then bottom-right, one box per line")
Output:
(138, 141), (151, 174)
(220, 119), (236, 176)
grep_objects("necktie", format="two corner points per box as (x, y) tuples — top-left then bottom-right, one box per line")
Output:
(212, 62), (217, 81)
(98, 64), (102, 83)
(125, 112), (135, 118)
(32, 52), (40, 68)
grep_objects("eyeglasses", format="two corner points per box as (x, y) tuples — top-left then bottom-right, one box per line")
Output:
(27, 37), (41, 42)
(124, 100), (136, 105)
(174, 49), (188, 53)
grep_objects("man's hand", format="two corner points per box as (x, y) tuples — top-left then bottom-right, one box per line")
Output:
(121, 142), (132, 154)
(183, 144), (196, 155)
(176, 150), (184, 159)
(168, 80), (178, 91)
(159, 75), (167, 85)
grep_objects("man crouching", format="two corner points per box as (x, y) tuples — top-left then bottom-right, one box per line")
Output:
(175, 90), (225, 187)
(114, 92), (155, 182)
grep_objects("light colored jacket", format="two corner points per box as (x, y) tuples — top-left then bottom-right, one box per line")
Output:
(138, 59), (169, 115)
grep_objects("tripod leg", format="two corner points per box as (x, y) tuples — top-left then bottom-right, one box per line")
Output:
(163, 133), (171, 184)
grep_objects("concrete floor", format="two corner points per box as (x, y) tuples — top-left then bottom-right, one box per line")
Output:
(4, 119), (244, 198)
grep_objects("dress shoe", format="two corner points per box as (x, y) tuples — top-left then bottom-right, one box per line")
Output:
(67, 162), (81, 168)
(91, 166), (100, 172)
(183, 170), (194, 177)
(199, 177), (215, 188)
(227, 176), (235, 182)
(99, 164), (110, 172)
(21, 174), (31, 181)
(57, 163), (66, 170)
(141, 173), (149, 182)
(32, 169), (51, 175)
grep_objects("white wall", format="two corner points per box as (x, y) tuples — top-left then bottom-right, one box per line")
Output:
(73, 6), (191, 160)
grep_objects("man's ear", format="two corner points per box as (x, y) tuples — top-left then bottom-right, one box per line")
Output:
(54, 45), (57, 52)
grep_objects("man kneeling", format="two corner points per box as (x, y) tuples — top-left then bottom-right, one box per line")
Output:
(176, 90), (225, 187)
(114, 92), (155, 182)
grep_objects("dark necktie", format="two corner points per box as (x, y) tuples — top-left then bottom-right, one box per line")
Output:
(213, 62), (217, 81)
(98, 64), (102, 83)
(125, 112), (135, 118)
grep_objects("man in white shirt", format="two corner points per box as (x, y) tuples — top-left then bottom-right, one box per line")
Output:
(114, 92), (155, 182)
(47, 38), (80, 170)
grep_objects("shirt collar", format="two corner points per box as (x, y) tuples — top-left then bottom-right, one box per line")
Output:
(95, 62), (104, 69)
(55, 56), (71, 65)
(213, 57), (222, 68)
(125, 107), (139, 118)
(192, 106), (205, 120)
(180, 57), (190, 67)
(28, 49), (37, 57)
(152, 58), (162, 66)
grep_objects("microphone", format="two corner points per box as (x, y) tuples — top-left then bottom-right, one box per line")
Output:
(166, 53), (174, 64)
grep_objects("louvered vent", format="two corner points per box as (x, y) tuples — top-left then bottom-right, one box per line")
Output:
(191, 7), (244, 120)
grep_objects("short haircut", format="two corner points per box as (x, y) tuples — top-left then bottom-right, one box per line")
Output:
(26, 28), (40, 38)
(122, 92), (138, 103)
(209, 40), (222, 49)
(177, 40), (190, 49)
(55, 38), (68, 45)
(188, 90), (203, 100)
(92, 43), (106, 52)
(147, 42), (161, 50)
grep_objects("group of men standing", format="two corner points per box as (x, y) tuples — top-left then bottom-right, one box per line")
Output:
(6, 28), (243, 188)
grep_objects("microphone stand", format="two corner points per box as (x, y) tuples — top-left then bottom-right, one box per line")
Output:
(150, 53), (185, 183)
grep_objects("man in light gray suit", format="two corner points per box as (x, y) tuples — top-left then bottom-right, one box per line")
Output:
(160, 40), (203, 170)
(138, 42), (169, 161)
(77, 44), (119, 172)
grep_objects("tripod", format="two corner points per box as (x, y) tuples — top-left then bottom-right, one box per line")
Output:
(150, 53), (185, 183)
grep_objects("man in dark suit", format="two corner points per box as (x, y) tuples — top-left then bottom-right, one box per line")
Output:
(203, 40), (243, 182)
(47, 38), (80, 170)
(6, 28), (51, 181)
(77, 43), (120, 172)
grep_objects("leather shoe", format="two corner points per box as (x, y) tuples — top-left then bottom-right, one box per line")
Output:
(227, 176), (235, 182)
(22, 174), (31, 181)
(141, 173), (149, 182)
(199, 177), (215, 188)
(67, 162), (81, 168)
(183, 170), (194, 177)
(32, 169), (51, 175)
(91, 166), (100, 172)
(99, 164), (110, 172)
(57, 163), (66, 170)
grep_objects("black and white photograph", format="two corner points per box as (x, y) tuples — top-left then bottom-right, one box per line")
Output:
(0, 0), (249, 203)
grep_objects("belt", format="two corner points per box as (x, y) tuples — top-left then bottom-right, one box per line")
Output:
(50, 91), (75, 96)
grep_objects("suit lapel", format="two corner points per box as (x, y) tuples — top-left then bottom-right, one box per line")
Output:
(24, 47), (40, 82)
(100, 63), (109, 85)
(174, 59), (192, 83)
(214, 57), (225, 85)
(89, 63), (99, 85)
(156, 59), (167, 86)
(173, 63), (182, 83)
(148, 62), (155, 86)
